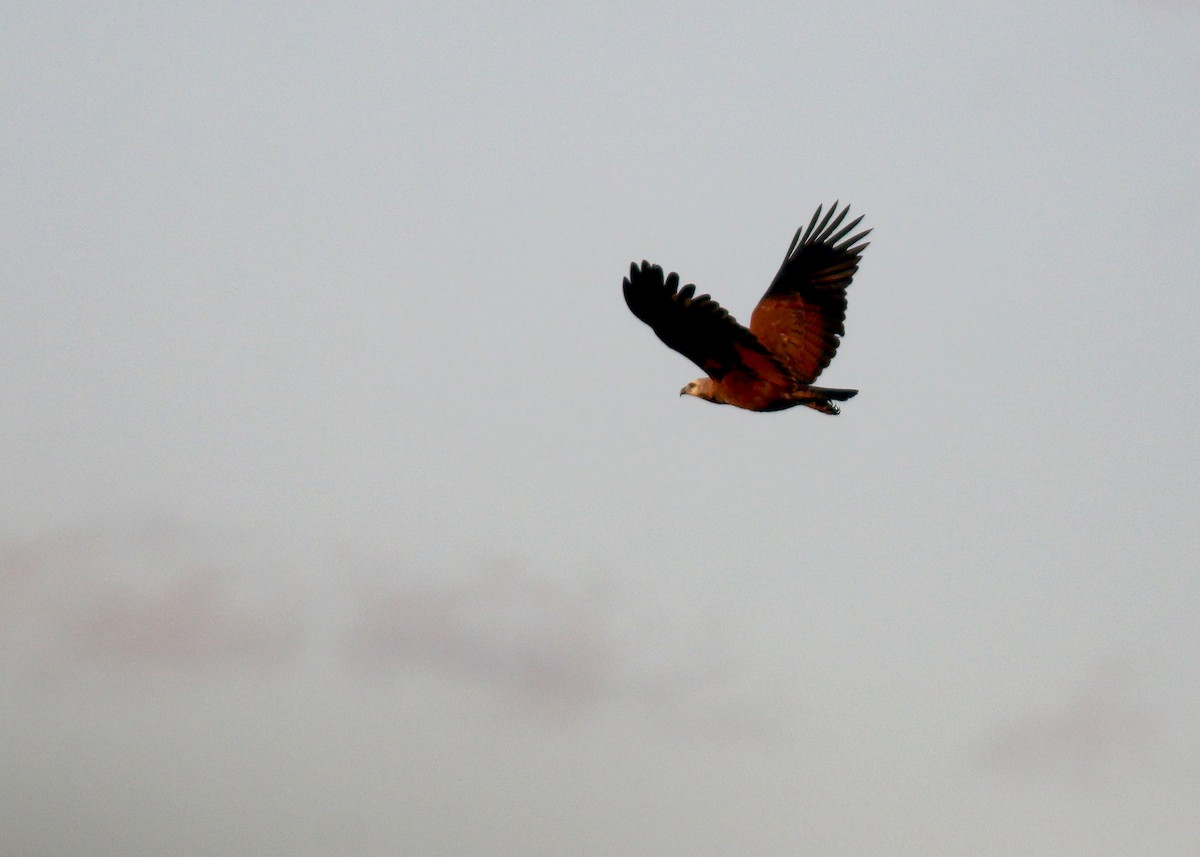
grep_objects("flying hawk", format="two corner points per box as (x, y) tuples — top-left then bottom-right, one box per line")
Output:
(623, 202), (870, 414)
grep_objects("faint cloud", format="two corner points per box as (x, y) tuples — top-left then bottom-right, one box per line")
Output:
(67, 567), (302, 672)
(350, 562), (617, 712)
(345, 558), (779, 733)
(0, 522), (304, 678)
(0, 542), (45, 616)
(3, 521), (796, 739)
(971, 657), (1150, 783)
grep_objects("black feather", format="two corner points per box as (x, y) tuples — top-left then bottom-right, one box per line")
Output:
(622, 260), (777, 382)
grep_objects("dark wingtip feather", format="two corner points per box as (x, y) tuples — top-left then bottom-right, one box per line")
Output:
(794, 205), (825, 252)
(828, 214), (865, 247)
(808, 203), (840, 244)
(845, 238), (871, 257)
(792, 202), (870, 259)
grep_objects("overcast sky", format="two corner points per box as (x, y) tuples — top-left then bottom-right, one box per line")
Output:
(3, 1), (1199, 854)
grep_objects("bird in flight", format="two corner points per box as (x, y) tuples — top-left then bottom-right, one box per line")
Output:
(622, 202), (870, 414)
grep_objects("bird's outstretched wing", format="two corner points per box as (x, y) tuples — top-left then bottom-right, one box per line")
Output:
(749, 202), (871, 384)
(623, 261), (792, 388)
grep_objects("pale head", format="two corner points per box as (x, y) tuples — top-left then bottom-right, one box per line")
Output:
(680, 377), (722, 404)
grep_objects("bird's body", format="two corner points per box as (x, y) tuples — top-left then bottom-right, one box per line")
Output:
(622, 202), (870, 415)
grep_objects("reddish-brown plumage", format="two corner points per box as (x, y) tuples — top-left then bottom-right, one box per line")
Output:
(623, 202), (870, 414)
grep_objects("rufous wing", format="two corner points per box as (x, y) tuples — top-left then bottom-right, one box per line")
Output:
(749, 203), (870, 384)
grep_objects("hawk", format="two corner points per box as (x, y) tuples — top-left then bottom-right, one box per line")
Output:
(623, 202), (870, 414)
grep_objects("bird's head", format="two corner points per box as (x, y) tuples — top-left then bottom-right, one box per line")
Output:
(680, 378), (721, 403)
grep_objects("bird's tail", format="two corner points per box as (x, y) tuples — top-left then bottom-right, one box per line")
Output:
(800, 386), (858, 415)
(809, 386), (858, 401)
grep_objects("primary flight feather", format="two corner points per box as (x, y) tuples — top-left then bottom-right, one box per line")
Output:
(622, 202), (870, 414)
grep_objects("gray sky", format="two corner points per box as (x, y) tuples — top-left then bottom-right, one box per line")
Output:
(3, 1), (1199, 854)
